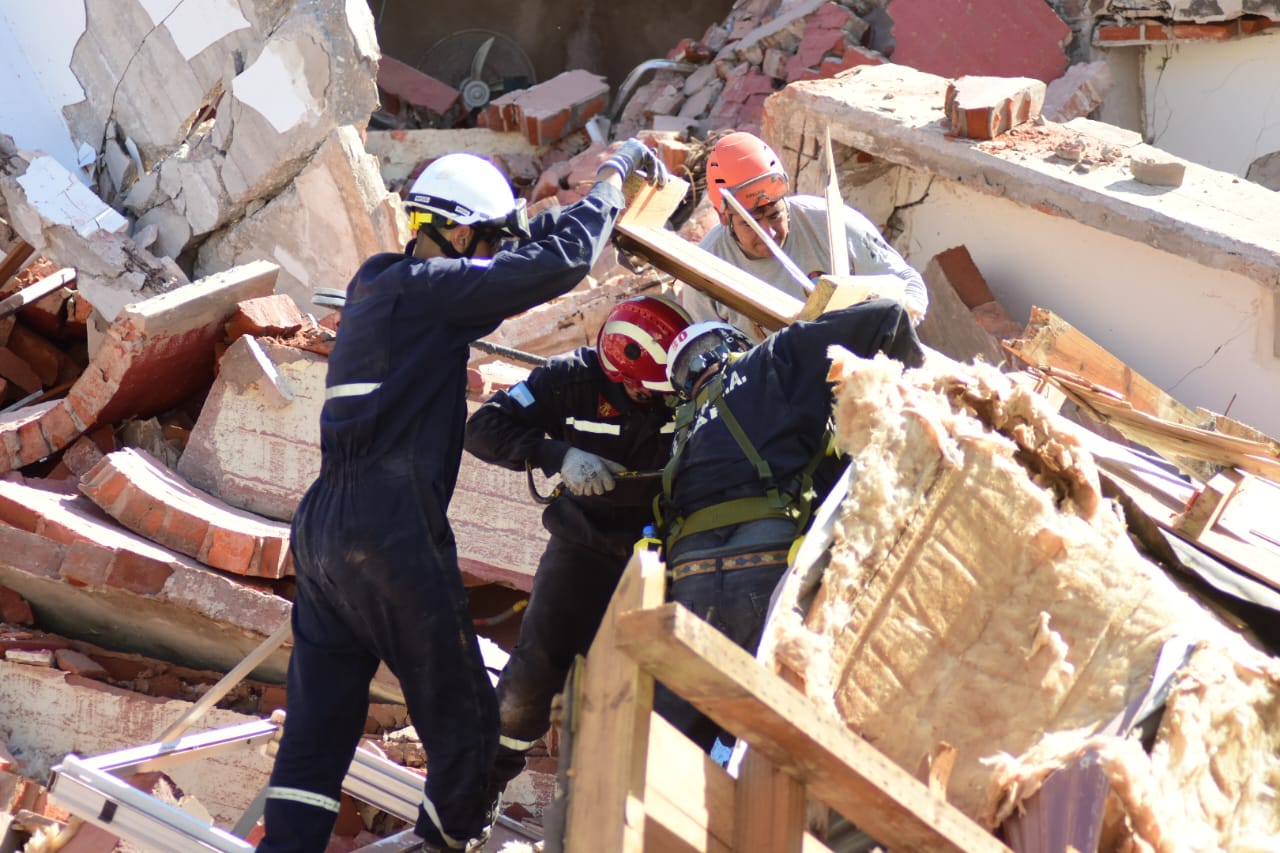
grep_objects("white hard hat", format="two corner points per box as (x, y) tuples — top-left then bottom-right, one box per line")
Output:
(666, 320), (752, 398)
(406, 153), (524, 233)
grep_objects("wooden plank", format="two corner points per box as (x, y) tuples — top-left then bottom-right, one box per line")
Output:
(643, 714), (733, 853)
(1047, 372), (1280, 482)
(615, 180), (803, 332)
(1005, 306), (1205, 428)
(822, 127), (850, 279)
(1174, 470), (1246, 540)
(735, 748), (806, 853)
(616, 603), (1010, 853)
(0, 267), (74, 321)
(0, 240), (34, 288)
(564, 547), (666, 853)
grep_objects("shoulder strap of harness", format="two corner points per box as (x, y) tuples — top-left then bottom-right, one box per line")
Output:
(654, 360), (835, 550)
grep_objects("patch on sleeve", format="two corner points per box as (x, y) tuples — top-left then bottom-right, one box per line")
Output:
(509, 381), (535, 408)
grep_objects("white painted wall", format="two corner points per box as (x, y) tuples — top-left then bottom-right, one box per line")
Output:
(1140, 31), (1280, 176)
(878, 179), (1280, 436)
(0, 2), (87, 176)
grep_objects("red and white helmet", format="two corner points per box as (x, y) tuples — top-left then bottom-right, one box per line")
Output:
(596, 295), (692, 394)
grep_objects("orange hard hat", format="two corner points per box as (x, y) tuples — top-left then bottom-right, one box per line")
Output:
(704, 132), (789, 215)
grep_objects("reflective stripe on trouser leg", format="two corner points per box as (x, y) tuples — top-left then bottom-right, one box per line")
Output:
(263, 786), (341, 814)
(499, 734), (538, 751)
(421, 794), (468, 850)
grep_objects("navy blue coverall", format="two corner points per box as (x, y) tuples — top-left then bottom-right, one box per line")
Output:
(257, 182), (625, 853)
(464, 347), (675, 791)
(656, 300), (924, 751)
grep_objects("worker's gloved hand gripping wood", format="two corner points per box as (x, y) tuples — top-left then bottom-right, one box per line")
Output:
(596, 137), (669, 187)
(560, 447), (626, 496)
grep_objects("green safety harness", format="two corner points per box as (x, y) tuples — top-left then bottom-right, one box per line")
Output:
(654, 359), (835, 552)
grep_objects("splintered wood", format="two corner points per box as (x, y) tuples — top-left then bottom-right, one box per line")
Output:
(757, 351), (1280, 851)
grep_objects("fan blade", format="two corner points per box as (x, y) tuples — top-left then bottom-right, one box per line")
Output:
(471, 36), (495, 81)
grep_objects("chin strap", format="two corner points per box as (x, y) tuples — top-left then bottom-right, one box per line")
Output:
(420, 224), (477, 259)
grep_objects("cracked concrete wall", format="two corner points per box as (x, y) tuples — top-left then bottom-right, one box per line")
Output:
(1136, 32), (1280, 178)
(0, 0), (403, 318)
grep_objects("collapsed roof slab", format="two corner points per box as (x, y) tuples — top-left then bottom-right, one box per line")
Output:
(0, 656), (270, 826)
(763, 63), (1280, 437)
(0, 504), (290, 682)
(0, 260), (278, 473)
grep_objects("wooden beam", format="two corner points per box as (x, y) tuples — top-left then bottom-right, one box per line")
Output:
(1005, 306), (1204, 427)
(615, 178), (803, 332)
(735, 749), (806, 853)
(1046, 371), (1280, 482)
(615, 603), (1010, 853)
(0, 240), (34, 289)
(822, 127), (849, 279)
(563, 547), (666, 853)
(0, 267), (75, 322)
(643, 715), (733, 853)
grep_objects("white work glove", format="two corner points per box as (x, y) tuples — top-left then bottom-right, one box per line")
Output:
(560, 448), (626, 496)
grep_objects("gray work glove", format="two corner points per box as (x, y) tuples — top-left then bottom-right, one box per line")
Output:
(560, 448), (627, 496)
(595, 138), (669, 187)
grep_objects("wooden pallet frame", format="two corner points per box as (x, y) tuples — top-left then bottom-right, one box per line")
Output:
(560, 546), (1010, 853)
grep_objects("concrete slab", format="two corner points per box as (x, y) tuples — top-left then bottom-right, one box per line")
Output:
(764, 63), (1280, 436)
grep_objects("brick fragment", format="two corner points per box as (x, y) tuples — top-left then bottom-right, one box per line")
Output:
(1130, 152), (1186, 187)
(53, 648), (109, 679)
(933, 245), (995, 309)
(226, 293), (307, 342)
(488, 70), (609, 147)
(1043, 61), (1113, 123)
(376, 55), (461, 119)
(945, 75), (1046, 140)
(0, 347), (41, 394)
(5, 648), (55, 667)
(0, 585), (34, 625)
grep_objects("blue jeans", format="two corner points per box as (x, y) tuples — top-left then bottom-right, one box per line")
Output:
(652, 561), (786, 752)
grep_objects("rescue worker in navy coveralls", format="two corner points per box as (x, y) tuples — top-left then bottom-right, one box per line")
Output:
(257, 140), (669, 853)
(464, 294), (691, 798)
(653, 301), (925, 753)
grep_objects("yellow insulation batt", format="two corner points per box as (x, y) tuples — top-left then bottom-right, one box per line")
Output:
(757, 351), (1279, 848)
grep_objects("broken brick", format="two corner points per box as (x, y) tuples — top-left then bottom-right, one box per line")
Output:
(225, 294), (307, 342)
(0, 585), (34, 625)
(487, 70), (609, 147)
(945, 75), (1046, 140)
(933, 245), (996, 309)
(80, 448), (292, 579)
(376, 55), (461, 119)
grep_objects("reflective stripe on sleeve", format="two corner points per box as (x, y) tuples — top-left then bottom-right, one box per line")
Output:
(263, 786), (341, 814)
(564, 417), (621, 436)
(326, 382), (382, 400)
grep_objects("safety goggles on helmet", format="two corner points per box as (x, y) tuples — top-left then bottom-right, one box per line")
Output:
(666, 321), (753, 399)
(407, 194), (531, 242)
(722, 171), (788, 216)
